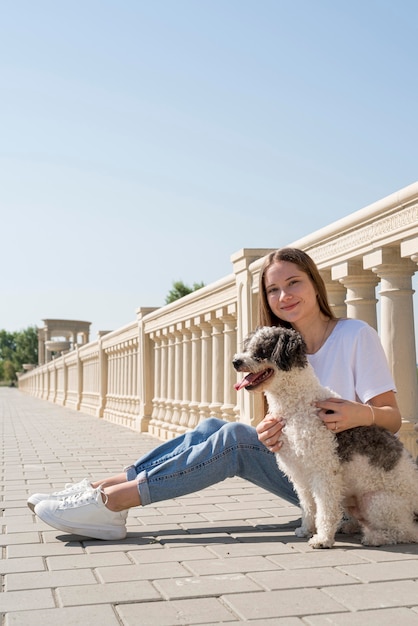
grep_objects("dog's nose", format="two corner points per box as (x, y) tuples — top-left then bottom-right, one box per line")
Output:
(232, 357), (243, 370)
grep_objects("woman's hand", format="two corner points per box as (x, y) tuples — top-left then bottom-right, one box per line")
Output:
(316, 397), (373, 432)
(317, 391), (401, 434)
(256, 414), (285, 452)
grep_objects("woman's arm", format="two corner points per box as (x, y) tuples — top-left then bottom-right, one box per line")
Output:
(316, 390), (401, 434)
(257, 390), (401, 451)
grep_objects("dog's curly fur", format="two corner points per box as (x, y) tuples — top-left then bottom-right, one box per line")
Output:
(233, 326), (418, 548)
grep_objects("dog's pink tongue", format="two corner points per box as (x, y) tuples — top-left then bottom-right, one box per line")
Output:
(234, 373), (258, 391)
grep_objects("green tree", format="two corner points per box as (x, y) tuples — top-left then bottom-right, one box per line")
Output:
(0, 326), (38, 381)
(0, 330), (16, 362)
(165, 280), (205, 305)
(3, 360), (16, 383)
(14, 326), (38, 368)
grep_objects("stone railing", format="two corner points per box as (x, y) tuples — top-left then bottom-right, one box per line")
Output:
(18, 182), (418, 458)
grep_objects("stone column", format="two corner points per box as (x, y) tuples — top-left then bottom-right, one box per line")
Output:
(38, 328), (46, 365)
(148, 331), (162, 436)
(220, 309), (238, 422)
(320, 269), (347, 318)
(199, 318), (212, 422)
(76, 346), (82, 411)
(158, 332), (168, 423)
(165, 328), (175, 426)
(331, 260), (379, 329)
(169, 324), (183, 432)
(179, 327), (192, 431)
(400, 235), (418, 458)
(45, 327), (52, 364)
(209, 313), (224, 418)
(96, 336), (107, 418)
(188, 320), (202, 430)
(364, 246), (418, 455)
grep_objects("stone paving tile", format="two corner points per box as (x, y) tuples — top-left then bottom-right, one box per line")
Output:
(171, 495), (235, 506)
(0, 532), (41, 545)
(218, 500), (296, 511)
(248, 566), (359, 590)
(46, 551), (132, 570)
(1, 588), (56, 612)
(204, 617), (305, 626)
(304, 607), (418, 626)
(4, 605), (121, 626)
(128, 545), (220, 563)
(0, 556), (45, 575)
(338, 558), (418, 582)
(230, 531), (310, 548)
(347, 544), (418, 561)
(200, 509), (279, 521)
(96, 561), (191, 583)
(154, 572), (263, 600)
(1, 498), (32, 509)
(202, 621), (304, 626)
(183, 555), (277, 576)
(3, 521), (49, 534)
(323, 579), (418, 611)
(222, 588), (347, 619)
(154, 504), (227, 516)
(57, 580), (161, 606)
(116, 597), (238, 625)
(82, 536), (162, 552)
(157, 532), (239, 546)
(267, 549), (370, 569)
(132, 512), (211, 524)
(6, 542), (85, 558)
(5, 567), (97, 591)
(181, 520), (255, 533)
(206, 541), (294, 558)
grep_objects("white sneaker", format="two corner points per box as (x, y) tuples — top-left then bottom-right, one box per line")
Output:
(27, 478), (94, 512)
(34, 487), (128, 540)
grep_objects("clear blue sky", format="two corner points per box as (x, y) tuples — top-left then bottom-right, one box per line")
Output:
(1, 0), (417, 342)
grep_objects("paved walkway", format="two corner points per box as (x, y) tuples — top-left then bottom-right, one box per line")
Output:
(1, 388), (418, 625)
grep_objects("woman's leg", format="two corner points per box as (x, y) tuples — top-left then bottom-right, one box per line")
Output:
(33, 418), (298, 539)
(91, 473), (127, 489)
(91, 418), (241, 490)
(93, 418), (298, 510)
(122, 418), (298, 507)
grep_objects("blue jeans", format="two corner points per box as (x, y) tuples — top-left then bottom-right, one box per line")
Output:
(125, 418), (298, 507)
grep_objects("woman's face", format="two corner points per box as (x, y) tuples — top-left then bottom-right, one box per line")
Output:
(264, 261), (320, 327)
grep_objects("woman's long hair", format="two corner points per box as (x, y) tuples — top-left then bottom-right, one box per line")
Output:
(258, 248), (336, 327)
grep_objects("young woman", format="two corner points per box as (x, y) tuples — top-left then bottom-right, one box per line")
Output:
(29, 248), (401, 540)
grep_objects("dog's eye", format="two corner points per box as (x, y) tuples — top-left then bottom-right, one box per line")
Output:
(253, 351), (268, 361)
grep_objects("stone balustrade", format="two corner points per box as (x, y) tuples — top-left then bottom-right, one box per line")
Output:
(18, 183), (418, 458)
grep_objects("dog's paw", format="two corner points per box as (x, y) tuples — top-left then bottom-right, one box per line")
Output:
(308, 534), (334, 549)
(295, 526), (312, 538)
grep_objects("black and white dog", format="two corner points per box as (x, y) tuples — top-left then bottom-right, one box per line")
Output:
(233, 326), (418, 548)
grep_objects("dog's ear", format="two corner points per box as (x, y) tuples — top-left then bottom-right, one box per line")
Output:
(271, 329), (307, 371)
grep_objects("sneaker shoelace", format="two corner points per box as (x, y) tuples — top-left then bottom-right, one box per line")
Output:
(53, 478), (91, 496)
(59, 487), (108, 508)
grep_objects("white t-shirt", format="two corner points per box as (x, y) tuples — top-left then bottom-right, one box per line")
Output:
(307, 319), (396, 403)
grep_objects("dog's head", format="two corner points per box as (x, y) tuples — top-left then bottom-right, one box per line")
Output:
(233, 326), (307, 392)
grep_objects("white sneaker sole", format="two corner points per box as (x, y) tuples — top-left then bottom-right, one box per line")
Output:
(36, 508), (127, 541)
